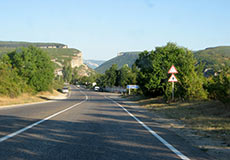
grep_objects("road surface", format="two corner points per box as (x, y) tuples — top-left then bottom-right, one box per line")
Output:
(0, 86), (213, 160)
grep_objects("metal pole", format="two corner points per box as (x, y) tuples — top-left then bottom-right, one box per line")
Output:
(172, 81), (174, 101)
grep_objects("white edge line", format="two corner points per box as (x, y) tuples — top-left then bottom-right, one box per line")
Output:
(105, 96), (190, 160)
(0, 86), (88, 143)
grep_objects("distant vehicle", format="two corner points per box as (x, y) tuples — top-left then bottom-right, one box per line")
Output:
(94, 86), (100, 91)
(62, 87), (69, 93)
(76, 85), (80, 88)
(99, 88), (103, 92)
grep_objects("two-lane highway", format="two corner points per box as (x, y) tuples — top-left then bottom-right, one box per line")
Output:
(0, 86), (213, 160)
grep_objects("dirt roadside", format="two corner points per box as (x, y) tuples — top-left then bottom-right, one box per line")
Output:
(103, 92), (229, 160)
(0, 90), (68, 108)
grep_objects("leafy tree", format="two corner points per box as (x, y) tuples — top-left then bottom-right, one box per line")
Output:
(136, 43), (207, 100)
(0, 55), (29, 97)
(63, 64), (72, 83)
(130, 63), (138, 84)
(71, 67), (80, 84)
(117, 64), (135, 88)
(205, 67), (230, 104)
(104, 64), (118, 87)
(8, 46), (54, 92)
(96, 74), (107, 88)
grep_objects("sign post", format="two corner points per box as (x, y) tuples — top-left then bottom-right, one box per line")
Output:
(126, 85), (139, 95)
(168, 65), (178, 101)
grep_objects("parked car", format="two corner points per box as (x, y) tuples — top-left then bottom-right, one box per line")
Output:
(94, 86), (100, 91)
(62, 87), (69, 93)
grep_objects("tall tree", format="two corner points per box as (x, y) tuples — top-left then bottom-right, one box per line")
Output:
(118, 64), (132, 88)
(136, 43), (207, 100)
(63, 64), (72, 83)
(104, 64), (118, 87)
(8, 46), (54, 92)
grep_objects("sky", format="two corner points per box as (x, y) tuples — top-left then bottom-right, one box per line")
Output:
(0, 0), (230, 60)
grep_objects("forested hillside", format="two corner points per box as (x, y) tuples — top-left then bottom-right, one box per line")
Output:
(194, 46), (230, 69)
(95, 52), (140, 73)
(96, 46), (230, 74)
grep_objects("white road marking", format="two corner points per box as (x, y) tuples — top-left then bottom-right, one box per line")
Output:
(0, 87), (88, 143)
(105, 96), (190, 160)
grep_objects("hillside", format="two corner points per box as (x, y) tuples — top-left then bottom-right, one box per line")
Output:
(0, 41), (67, 48)
(194, 46), (230, 69)
(0, 41), (81, 66)
(0, 41), (93, 77)
(95, 52), (140, 73)
(83, 59), (105, 69)
(95, 46), (230, 74)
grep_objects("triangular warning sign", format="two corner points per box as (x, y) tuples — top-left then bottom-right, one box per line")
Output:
(168, 74), (178, 82)
(168, 65), (178, 74)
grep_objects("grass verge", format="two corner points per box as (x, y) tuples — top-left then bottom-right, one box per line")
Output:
(0, 90), (63, 107)
(126, 95), (230, 146)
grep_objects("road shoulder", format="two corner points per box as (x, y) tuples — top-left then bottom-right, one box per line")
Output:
(0, 90), (69, 109)
(101, 92), (229, 160)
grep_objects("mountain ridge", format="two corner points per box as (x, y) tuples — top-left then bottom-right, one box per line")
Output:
(95, 52), (141, 73)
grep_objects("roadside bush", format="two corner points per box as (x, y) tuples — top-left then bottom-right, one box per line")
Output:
(0, 55), (29, 97)
(205, 67), (230, 104)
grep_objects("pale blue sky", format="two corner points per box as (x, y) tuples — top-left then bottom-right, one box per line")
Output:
(0, 0), (229, 60)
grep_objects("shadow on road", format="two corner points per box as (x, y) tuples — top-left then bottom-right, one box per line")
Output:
(0, 92), (213, 160)
(0, 116), (177, 160)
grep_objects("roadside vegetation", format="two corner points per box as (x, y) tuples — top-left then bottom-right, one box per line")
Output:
(0, 46), (57, 98)
(89, 42), (230, 148)
(94, 43), (230, 104)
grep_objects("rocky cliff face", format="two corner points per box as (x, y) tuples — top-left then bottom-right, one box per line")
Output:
(71, 52), (83, 68)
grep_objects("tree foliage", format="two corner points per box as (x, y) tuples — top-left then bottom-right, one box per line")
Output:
(8, 46), (54, 92)
(95, 63), (138, 89)
(63, 63), (72, 83)
(0, 46), (55, 97)
(205, 67), (230, 104)
(135, 43), (207, 100)
(104, 64), (118, 87)
(0, 55), (28, 97)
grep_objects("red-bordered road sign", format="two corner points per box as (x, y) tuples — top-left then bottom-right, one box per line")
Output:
(168, 74), (178, 82)
(168, 65), (178, 74)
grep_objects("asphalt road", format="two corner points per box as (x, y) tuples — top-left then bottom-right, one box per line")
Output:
(0, 86), (214, 160)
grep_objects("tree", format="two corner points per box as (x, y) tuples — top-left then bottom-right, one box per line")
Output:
(104, 64), (118, 87)
(0, 55), (28, 97)
(8, 46), (54, 92)
(136, 43), (207, 100)
(205, 66), (230, 104)
(63, 64), (72, 83)
(117, 64), (133, 88)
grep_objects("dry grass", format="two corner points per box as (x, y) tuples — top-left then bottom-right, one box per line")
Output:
(0, 90), (61, 107)
(130, 96), (230, 145)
